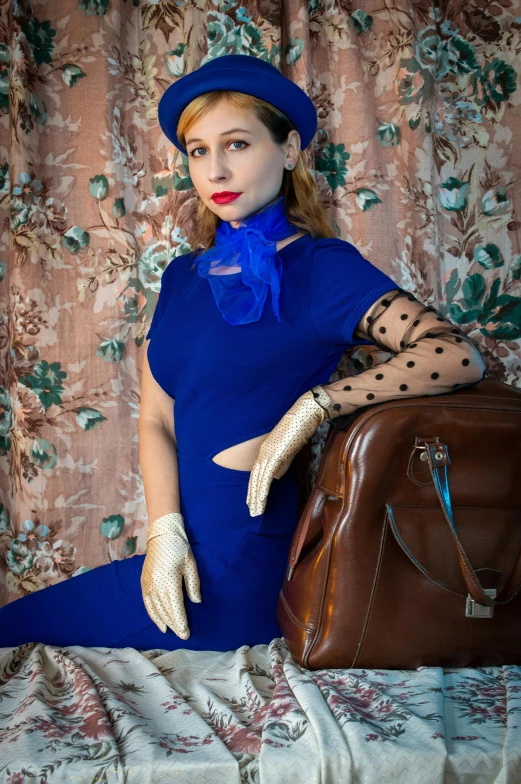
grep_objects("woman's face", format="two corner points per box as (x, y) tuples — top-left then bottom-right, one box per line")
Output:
(185, 99), (300, 228)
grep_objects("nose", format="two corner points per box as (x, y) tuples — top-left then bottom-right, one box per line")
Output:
(206, 148), (231, 183)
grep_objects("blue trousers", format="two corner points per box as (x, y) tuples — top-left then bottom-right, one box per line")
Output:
(0, 454), (300, 651)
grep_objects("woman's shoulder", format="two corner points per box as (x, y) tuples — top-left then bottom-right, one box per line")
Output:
(281, 233), (355, 254)
(300, 235), (374, 272)
(308, 235), (396, 286)
(307, 235), (361, 255)
(165, 249), (197, 275)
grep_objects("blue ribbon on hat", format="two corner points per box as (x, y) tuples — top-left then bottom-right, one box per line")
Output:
(193, 196), (299, 325)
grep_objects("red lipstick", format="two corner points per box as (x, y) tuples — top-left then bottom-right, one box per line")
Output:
(211, 191), (242, 204)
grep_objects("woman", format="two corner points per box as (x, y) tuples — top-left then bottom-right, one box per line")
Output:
(0, 55), (487, 651)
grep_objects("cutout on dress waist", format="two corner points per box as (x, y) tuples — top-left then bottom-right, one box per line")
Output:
(210, 434), (269, 471)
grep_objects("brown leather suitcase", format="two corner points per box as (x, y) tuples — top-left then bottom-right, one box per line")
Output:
(276, 379), (521, 670)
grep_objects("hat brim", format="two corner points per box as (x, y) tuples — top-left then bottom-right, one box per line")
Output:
(158, 64), (318, 156)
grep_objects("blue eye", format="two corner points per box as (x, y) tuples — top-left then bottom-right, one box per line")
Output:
(189, 140), (248, 157)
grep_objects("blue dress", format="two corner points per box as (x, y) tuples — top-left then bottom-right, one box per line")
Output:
(0, 234), (397, 651)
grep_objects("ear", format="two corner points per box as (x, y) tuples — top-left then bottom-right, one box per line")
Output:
(286, 129), (301, 159)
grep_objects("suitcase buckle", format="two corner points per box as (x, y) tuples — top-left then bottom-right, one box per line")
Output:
(465, 588), (497, 618)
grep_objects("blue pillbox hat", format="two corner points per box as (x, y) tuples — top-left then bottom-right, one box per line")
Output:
(158, 54), (318, 156)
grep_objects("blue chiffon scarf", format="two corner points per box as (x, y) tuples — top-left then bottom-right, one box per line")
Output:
(193, 195), (299, 325)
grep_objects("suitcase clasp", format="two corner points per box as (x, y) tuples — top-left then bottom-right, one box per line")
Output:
(465, 588), (497, 618)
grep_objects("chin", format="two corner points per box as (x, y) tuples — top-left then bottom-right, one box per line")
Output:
(210, 203), (250, 221)
(208, 200), (242, 211)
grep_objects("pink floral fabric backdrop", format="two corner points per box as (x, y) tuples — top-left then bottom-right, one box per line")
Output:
(1, 0), (520, 606)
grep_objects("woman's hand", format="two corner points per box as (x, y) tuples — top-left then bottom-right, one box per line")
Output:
(246, 387), (334, 516)
(141, 512), (202, 638)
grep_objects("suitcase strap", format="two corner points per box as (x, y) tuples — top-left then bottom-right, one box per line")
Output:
(388, 441), (521, 608)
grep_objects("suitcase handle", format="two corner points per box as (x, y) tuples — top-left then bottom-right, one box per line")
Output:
(390, 441), (521, 607)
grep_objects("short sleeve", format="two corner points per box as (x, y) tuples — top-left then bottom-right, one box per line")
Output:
(310, 239), (399, 348)
(146, 260), (176, 340)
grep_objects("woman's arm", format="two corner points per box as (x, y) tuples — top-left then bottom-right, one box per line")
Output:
(139, 350), (202, 639)
(139, 349), (181, 524)
(247, 288), (487, 516)
(316, 288), (487, 420)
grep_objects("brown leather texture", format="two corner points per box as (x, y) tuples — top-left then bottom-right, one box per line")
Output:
(276, 379), (521, 670)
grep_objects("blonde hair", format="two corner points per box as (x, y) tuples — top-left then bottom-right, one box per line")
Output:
(176, 91), (337, 255)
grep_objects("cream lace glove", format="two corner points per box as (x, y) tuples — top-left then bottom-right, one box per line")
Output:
(141, 512), (202, 639)
(246, 388), (331, 517)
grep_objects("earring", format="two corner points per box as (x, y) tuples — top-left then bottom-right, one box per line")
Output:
(287, 163), (293, 169)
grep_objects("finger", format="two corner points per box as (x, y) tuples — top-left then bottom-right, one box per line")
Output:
(144, 593), (167, 633)
(184, 551), (202, 603)
(246, 467), (254, 514)
(167, 573), (190, 637)
(253, 461), (273, 515)
(273, 458), (291, 480)
(248, 461), (263, 516)
(150, 591), (173, 633)
(246, 459), (258, 509)
(163, 589), (190, 639)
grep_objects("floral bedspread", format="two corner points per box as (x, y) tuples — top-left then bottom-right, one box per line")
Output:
(0, 637), (520, 784)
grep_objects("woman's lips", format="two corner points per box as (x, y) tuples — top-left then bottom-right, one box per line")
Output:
(211, 192), (242, 204)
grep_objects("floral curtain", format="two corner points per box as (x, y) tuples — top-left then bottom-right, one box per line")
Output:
(1, 0), (520, 606)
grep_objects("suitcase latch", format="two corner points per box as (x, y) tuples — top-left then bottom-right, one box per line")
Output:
(465, 588), (497, 618)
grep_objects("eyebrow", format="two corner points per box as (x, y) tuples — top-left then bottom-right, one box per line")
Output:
(185, 128), (253, 145)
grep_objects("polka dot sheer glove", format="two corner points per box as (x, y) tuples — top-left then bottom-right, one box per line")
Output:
(314, 288), (487, 421)
(141, 512), (202, 639)
(246, 288), (487, 517)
